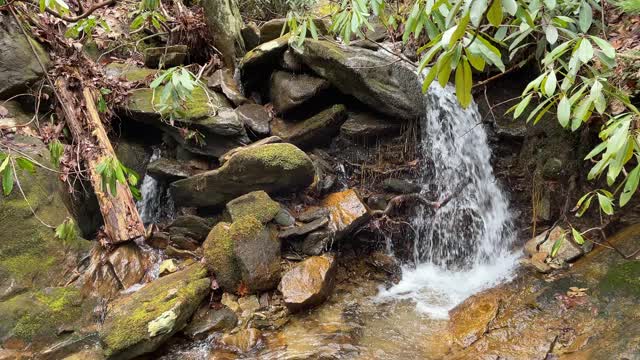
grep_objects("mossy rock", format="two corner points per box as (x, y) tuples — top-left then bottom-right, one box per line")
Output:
(271, 104), (348, 149)
(203, 215), (281, 294)
(598, 261), (640, 298)
(99, 263), (210, 360)
(226, 190), (281, 224)
(0, 287), (96, 348)
(104, 63), (158, 82)
(0, 136), (91, 296)
(171, 143), (314, 208)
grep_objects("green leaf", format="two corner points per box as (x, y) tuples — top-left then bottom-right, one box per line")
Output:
(579, 1), (593, 33)
(0, 155), (9, 174)
(421, 64), (439, 93)
(2, 165), (13, 196)
(544, 70), (557, 96)
(597, 193), (614, 215)
(545, 25), (558, 44)
(455, 58), (473, 108)
(487, 0), (503, 27)
(577, 195), (593, 217)
(571, 227), (585, 245)
(514, 93), (533, 118)
(620, 164), (640, 207)
(437, 51), (454, 87)
(589, 36), (616, 59)
(502, 0), (517, 15)
(465, 48), (485, 71)
(557, 95), (571, 127)
(544, 0), (556, 10)
(470, 0), (488, 27)
(16, 157), (35, 173)
(550, 233), (565, 257)
(584, 141), (607, 160)
(576, 38), (594, 63)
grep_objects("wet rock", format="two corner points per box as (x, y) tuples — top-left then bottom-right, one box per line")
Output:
(340, 112), (401, 139)
(207, 68), (248, 106)
(279, 217), (329, 239)
(220, 328), (262, 353)
(271, 104), (348, 149)
(366, 194), (388, 211)
(321, 189), (371, 240)
(221, 293), (240, 312)
(278, 254), (337, 312)
(238, 295), (261, 314)
(367, 251), (401, 278)
(382, 178), (421, 194)
(0, 287), (96, 350)
(309, 152), (338, 195)
(202, 0), (245, 67)
(171, 143), (314, 208)
(241, 22), (260, 51)
(235, 103), (271, 136)
(0, 136), (91, 297)
(274, 207), (296, 226)
(0, 15), (50, 97)
(164, 245), (198, 260)
(542, 157), (564, 180)
(184, 305), (238, 339)
(529, 252), (552, 273)
(281, 49), (304, 72)
(259, 18), (328, 44)
(270, 71), (330, 114)
(170, 234), (200, 251)
(147, 231), (170, 249)
(99, 263), (210, 359)
(168, 215), (214, 242)
(449, 292), (501, 348)
(294, 39), (424, 120)
(146, 158), (196, 181)
(298, 207), (330, 223)
(159, 259), (179, 277)
(203, 216), (281, 293)
(301, 230), (331, 256)
(226, 190), (281, 224)
(143, 45), (187, 68)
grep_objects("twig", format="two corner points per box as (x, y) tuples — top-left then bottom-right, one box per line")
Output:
(25, 0), (115, 22)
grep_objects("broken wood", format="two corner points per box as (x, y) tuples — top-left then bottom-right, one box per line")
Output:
(55, 73), (145, 244)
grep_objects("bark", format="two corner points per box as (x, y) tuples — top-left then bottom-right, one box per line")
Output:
(55, 74), (144, 244)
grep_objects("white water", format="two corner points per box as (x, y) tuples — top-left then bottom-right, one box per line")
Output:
(136, 148), (176, 225)
(377, 81), (519, 318)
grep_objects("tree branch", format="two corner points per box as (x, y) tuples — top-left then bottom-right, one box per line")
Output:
(25, 0), (115, 22)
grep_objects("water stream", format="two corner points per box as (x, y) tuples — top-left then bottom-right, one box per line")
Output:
(136, 148), (176, 225)
(377, 82), (519, 318)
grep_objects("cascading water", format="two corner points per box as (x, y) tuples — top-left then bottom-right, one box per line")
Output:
(377, 80), (519, 319)
(136, 148), (176, 225)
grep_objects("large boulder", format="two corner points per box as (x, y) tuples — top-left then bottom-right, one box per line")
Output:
(0, 136), (91, 298)
(294, 39), (424, 120)
(0, 15), (50, 97)
(202, 0), (245, 68)
(278, 254), (337, 312)
(171, 143), (314, 208)
(271, 104), (348, 149)
(203, 216), (281, 294)
(270, 71), (330, 114)
(99, 263), (210, 359)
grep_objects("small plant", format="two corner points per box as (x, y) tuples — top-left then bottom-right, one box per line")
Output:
(149, 66), (200, 122)
(97, 88), (112, 113)
(0, 152), (35, 196)
(130, 0), (167, 32)
(96, 156), (141, 200)
(48, 140), (64, 167)
(65, 16), (110, 40)
(55, 218), (78, 245)
(38, 0), (69, 15)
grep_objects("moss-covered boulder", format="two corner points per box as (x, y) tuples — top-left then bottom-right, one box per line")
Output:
(0, 287), (96, 350)
(0, 15), (50, 97)
(226, 191), (281, 224)
(203, 215), (281, 294)
(99, 263), (210, 359)
(170, 143), (314, 208)
(294, 39), (424, 120)
(202, 0), (245, 67)
(271, 104), (347, 149)
(105, 63), (158, 82)
(0, 136), (91, 297)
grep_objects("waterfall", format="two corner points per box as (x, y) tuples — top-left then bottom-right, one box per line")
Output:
(377, 80), (519, 319)
(136, 149), (176, 225)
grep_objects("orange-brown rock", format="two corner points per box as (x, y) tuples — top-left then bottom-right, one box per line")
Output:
(278, 254), (337, 312)
(321, 189), (370, 239)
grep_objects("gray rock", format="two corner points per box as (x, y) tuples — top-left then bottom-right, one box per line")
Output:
(143, 45), (187, 68)
(274, 207), (295, 226)
(295, 39), (424, 120)
(302, 230), (331, 256)
(279, 217), (329, 239)
(270, 71), (329, 114)
(184, 305), (238, 339)
(207, 68), (248, 106)
(168, 215), (215, 241)
(238, 36), (290, 92)
(202, 0), (245, 67)
(538, 226), (584, 265)
(271, 104), (348, 149)
(278, 254), (337, 312)
(171, 143), (314, 208)
(382, 178), (421, 194)
(203, 216), (281, 293)
(236, 103), (271, 136)
(340, 112), (401, 139)
(298, 207), (329, 223)
(99, 263), (210, 359)
(0, 15), (50, 97)
(146, 158), (195, 181)
(241, 22), (261, 51)
(281, 49), (304, 72)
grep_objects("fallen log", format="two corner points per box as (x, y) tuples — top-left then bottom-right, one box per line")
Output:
(56, 74), (145, 244)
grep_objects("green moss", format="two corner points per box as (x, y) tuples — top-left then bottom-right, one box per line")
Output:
(126, 86), (229, 120)
(226, 191), (281, 224)
(105, 63), (158, 82)
(101, 264), (210, 357)
(598, 261), (640, 297)
(234, 143), (312, 171)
